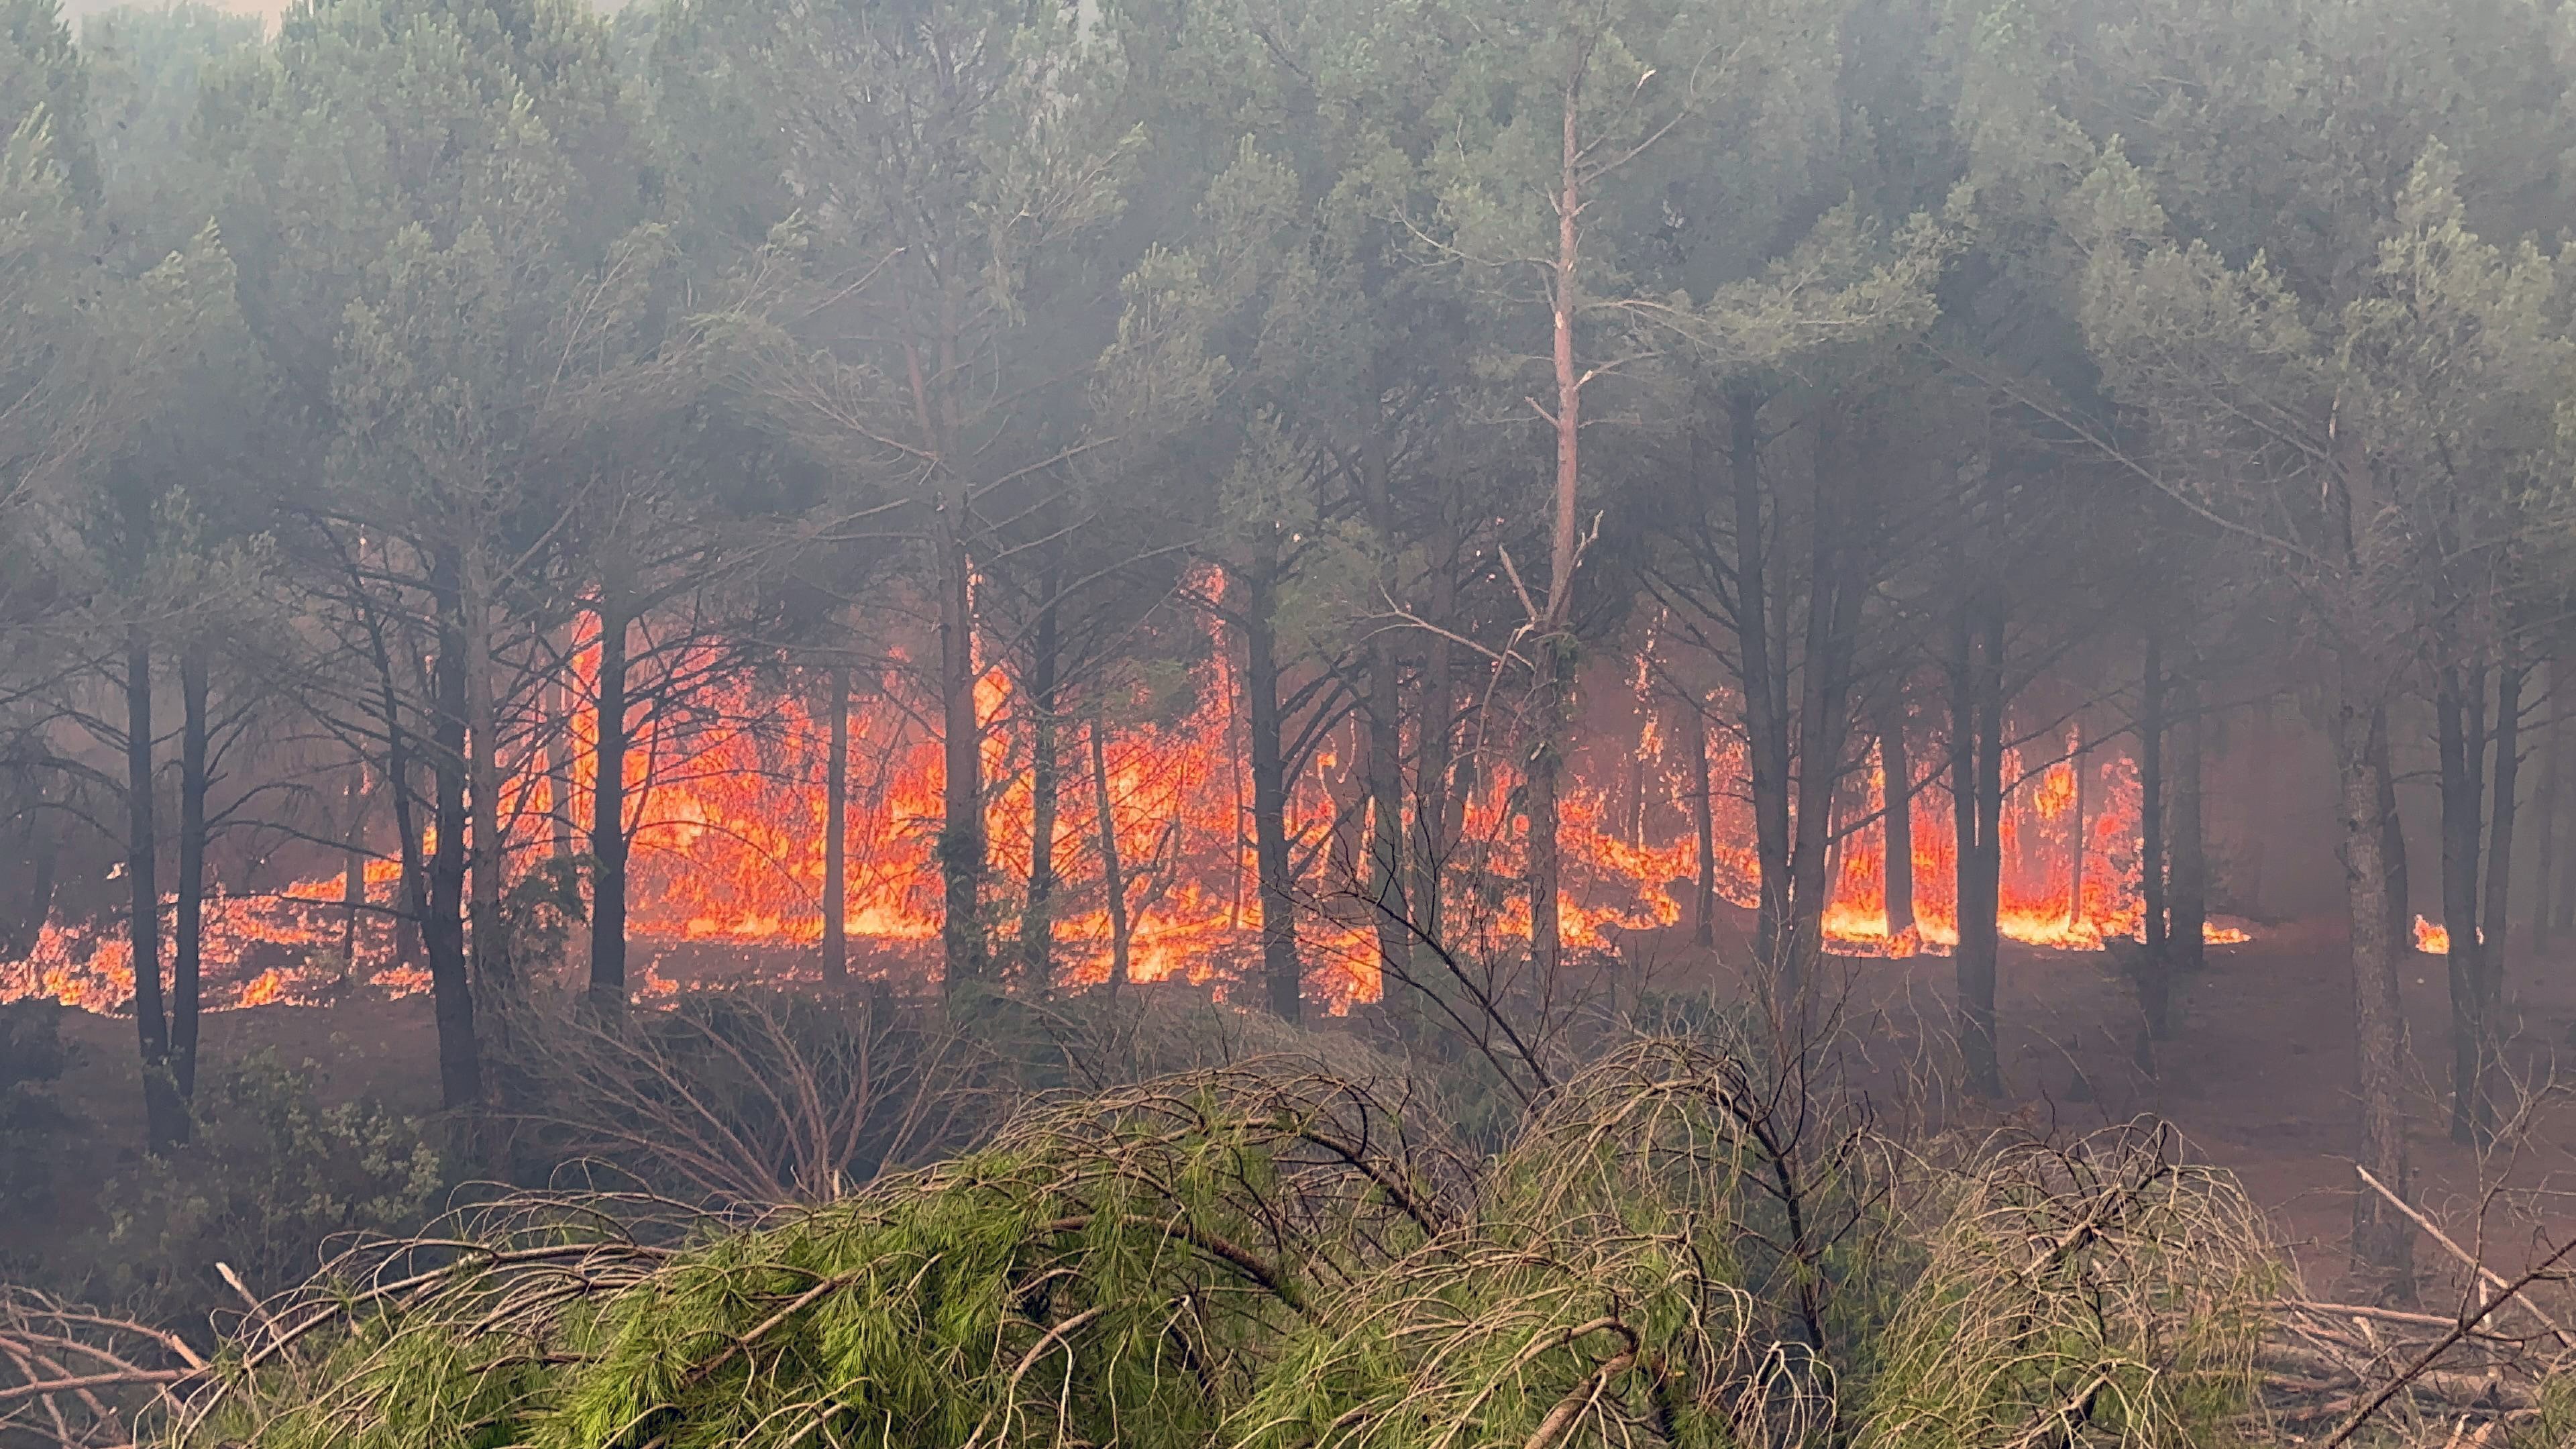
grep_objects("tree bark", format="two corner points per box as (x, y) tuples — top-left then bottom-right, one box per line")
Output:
(340, 765), (366, 972)
(426, 552), (479, 1106)
(2171, 675), (2208, 977)
(2531, 659), (2560, 951)
(822, 663), (850, 989)
(1242, 566), (1299, 1020)
(1731, 388), (1790, 979)
(937, 523), (987, 998)
(2438, 663), (2488, 1144)
(463, 566), (510, 1034)
(1526, 65), (1587, 992)
(2341, 698), (2416, 1295)
(1784, 409), (1860, 1001)
(1690, 695), (1719, 949)
(587, 595), (629, 1011)
(1880, 690), (1915, 945)
(2479, 660), (2526, 1131)
(1021, 588), (1061, 998)
(125, 627), (182, 1150)
(1088, 718), (1132, 995)
(1356, 428), (1409, 994)
(2068, 716), (2088, 933)
(173, 639), (207, 1104)
(1411, 561), (1458, 970)
(2374, 707), (2411, 951)
(2139, 631), (2170, 1051)
(1950, 604), (2002, 1097)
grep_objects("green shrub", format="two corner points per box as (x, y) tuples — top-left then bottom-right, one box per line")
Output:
(87, 1050), (446, 1324)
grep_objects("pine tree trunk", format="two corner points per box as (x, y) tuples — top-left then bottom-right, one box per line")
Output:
(1690, 696), (1718, 949)
(1950, 606), (2001, 1097)
(341, 765), (366, 971)
(1244, 568), (1299, 1020)
(822, 663), (850, 989)
(370, 587), (477, 1110)
(2139, 631), (2169, 1053)
(1785, 411), (1860, 1002)
(1022, 590), (1061, 998)
(2171, 675), (2208, 977)
(1730, 388), (1791, 979)
(588, 596), (629, 1012)
(1091, 718), (1130, 994)
(1527, 70), (1587, 992)
(2374, 708), (2411, 950)
(546, 665), (575, 865)
(2438, 663), (2488, 1144)
(125, 627), (182, 1150)
(937, 525), (987, 998)
(173, 640), (208, 1105)
(427, 553), (479, 1106)
(2531, 659), (2560, 951)
(464, 568), (511, 1032)
(1411, 563), (1457, 968)
(2341, 699), (2416, 1295)
(2479, 661), (2526, 1130)
(2068, 717), (2088, 932)
(1880, 692), (1915, 944)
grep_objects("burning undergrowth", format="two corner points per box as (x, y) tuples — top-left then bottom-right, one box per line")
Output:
(0, 630), (2247, 1021)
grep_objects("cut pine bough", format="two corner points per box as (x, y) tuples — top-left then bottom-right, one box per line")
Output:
(5, 1053), (2571, 1449)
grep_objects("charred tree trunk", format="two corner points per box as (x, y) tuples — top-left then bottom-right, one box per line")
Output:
(587, 596), (629, 1012)
(1021, 590), (1061, 998)
(1730, 388), (1792, 980)
(2341, 699), (2416, 1295)
(2479, 660), (2526, 1125)
(125, 628), (182, 1150)
(2532, 659), (2560, 952)
(2068, 718), (2088, 933)
(1784, 410), (1860, 1004)
(1949, 604), (2003, 1097)
(1690, 696), (1719, 949)
(341, 766), (366, 971)
(1243, 568), (1299, 1021)
(426, 553), (478, 1105)
(1527, 70), (1588, 993)
(1411, 563), (1458, 965)
(2139, 632), (2170, 1053)
(822, 663), (850, 990)
(463, 568), (511, 1038)
(2438, 663), (2489, 1144)
(1879, 691), (1915, 945)
(545, 666), (575, 866)
(173, 639), (207, 1104)
(937, 525), (988, 998)
(1524, 647), (1570, 988)
(2171, 676), (2208, 977)
(2374, 708), (2411, 951)
(1089, 718), (1131, 995)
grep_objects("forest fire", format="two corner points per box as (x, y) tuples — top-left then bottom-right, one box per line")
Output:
(0, 643), (2245, 1018)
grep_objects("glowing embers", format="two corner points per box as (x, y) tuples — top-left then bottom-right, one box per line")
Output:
(2412, 915), (2482, 954)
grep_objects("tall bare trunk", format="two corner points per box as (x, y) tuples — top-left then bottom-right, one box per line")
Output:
(938, 525), (987, 998)
(1784, 410), (1859, 1001)
(1411, 563), (1458, 965)
(125, 628), (182, 1150)
(1950, 604), (2002, 1097)
(173, 640), (207, 1104)
(2374, 708), (2411, 950)
(1880, 693), (1915, 943)
(545, 665), (574, 865)
(2139, 631), (2170, 1053)
(427, 552), (478, 1106)
(2341, 698), (2416, 1293)
(1729, 388), (1790, 977)
(1356, 425), (1408, 987)
(2171, 676), (2208, 977)
(464, 569), (510, 1036)
(2068, 718), (2088, 932)
(822, 663), (850, 989)
(2532, 659), (2560, 951)
(588, 596), (629, 1011)
(1528, 69), (1586, 991)
(2479, 661), (2526, 1128)
(1244, 567), (1299, 1020)
(1690, 696), (1718, 949)
(1021, 587), (1061, 998)
(1090, 718), (1130, 994)
(2438, 663), (2488, 1143)
(341, 766), (366, 971)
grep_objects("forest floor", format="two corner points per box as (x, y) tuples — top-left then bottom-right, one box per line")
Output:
(23, 918), (2576, 1307)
